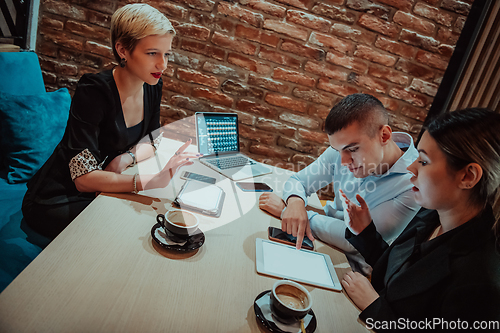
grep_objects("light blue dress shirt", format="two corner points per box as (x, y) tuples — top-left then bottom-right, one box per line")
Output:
(282, 132), (420, 273)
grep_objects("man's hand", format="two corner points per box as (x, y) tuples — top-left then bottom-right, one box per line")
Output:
(282, 197), (314, 249)
(340, 190), (372, 235)
(342, 271), (379, 310)
(258, 192), (285, 218)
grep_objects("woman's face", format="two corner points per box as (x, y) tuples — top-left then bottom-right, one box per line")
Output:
(124, 33), (173, 85)
(407, 131), (462, 210)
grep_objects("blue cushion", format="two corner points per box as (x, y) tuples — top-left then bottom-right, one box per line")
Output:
(0, 177), (44, 293)
(0, 176), (27, 230)
(0, 52), (46, 95)
(0, 88), (71, 183)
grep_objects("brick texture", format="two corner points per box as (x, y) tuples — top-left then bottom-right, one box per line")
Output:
(235, 24), (280, 48)
(311, 3), (356, 24)
(36, 0), (470, 173)
(217, 2), (263, 28)
(358, 14), (399, 38)
(393, 11), (436, 36)
(346, 0), (391, 20)
(240, 0), (286, 18)
(263, 19), (309, 41)
(286, 10), (332, 33)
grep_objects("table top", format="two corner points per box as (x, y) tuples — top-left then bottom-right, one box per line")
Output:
(0, 139), (367, 332)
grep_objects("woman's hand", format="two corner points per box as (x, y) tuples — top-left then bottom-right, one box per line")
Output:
(340, 190), (372, 235)
(143, 139), (199, 190)
(342, 271), (379, 311)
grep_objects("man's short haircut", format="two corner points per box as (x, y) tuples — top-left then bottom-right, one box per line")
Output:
(325, 93), (389, 137)
(111, 4), (175, 63)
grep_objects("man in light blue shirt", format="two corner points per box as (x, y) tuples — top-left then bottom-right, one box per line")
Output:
(259, 94), (420, 274)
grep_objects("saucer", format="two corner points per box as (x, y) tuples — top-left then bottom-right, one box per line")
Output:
(254, 290), (316, 333)
(151, 223), (205, 252)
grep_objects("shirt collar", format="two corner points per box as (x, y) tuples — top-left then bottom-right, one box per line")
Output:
(386, 132), (418, 175)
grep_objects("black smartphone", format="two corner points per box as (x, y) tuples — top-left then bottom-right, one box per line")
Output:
(268, 226), (314, 250)
(180, 171), (216, 184)
(236, 182), (273, 192)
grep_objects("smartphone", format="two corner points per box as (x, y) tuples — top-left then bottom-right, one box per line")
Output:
(268, 226), (314, 250)
(180, 171), (216, 184)
(236, 182), (273, 192)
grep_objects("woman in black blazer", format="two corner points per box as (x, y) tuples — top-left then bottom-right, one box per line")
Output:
(341, 108), (500, 332)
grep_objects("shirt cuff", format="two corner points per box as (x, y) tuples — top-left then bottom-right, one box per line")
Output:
(69, 148), (104, 180)
(283, 194), (307, 206)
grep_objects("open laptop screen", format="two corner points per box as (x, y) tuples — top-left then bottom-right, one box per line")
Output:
(196, 112), (240, 156)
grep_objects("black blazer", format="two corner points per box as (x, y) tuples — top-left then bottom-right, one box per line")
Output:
(347, 207), (500, 332)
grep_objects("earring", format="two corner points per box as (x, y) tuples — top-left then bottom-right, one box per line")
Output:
(120, 58), (127, 68)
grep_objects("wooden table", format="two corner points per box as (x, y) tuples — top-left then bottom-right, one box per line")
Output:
(0, 139), (367, 332)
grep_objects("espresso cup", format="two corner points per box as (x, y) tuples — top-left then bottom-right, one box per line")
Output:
(270, 280), (312, 324)
(156, 209), (199, 238)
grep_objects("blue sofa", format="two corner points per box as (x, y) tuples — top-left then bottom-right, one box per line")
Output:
(0, 51), (71, 292)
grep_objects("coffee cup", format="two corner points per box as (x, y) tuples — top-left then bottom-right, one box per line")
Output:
(156, 209), (199, 238)
(270, 280), (312, 324)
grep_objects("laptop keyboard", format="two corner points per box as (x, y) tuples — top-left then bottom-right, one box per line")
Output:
(205, 156), (255, 170)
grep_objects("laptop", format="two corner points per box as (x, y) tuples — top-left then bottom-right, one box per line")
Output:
(195, 112), (272, 181)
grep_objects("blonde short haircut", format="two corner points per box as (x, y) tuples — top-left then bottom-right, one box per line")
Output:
(111, 4), (175, 62)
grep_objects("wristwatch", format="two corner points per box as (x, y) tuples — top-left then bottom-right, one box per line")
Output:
(126, 150), (136, 166)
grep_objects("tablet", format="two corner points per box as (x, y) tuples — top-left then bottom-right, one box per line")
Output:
(255, 238), (342, 291)
(173, 180), (225, 217)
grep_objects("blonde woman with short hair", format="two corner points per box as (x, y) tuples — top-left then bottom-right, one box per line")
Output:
(23, 4), (197, 239)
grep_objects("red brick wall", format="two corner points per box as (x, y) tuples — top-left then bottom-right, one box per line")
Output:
(37, 0), (472, 171)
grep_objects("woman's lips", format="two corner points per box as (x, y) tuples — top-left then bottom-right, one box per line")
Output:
(412, 186), (419, 192)
(151, 73), (162, 79)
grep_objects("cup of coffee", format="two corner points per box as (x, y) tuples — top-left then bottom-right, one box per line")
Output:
(270, 280), (312, 324)
(156, 209), (199, 238)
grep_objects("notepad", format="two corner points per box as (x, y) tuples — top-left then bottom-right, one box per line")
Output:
(174, 180), (225, 217)
(255, 238), (342, 291)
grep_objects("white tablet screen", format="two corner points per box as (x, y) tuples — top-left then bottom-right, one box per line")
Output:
(260, 239), (336, 289)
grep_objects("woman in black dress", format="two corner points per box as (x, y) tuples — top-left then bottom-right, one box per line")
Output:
(341, 108), (500, 331)
(22, 4), (197, 239)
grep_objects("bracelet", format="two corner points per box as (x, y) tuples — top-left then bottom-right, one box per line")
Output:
(133, 173), (138, 194)
(126, 150), (136, 166)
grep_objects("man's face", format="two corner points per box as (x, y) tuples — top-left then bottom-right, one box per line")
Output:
(328, 122), (384, 178)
